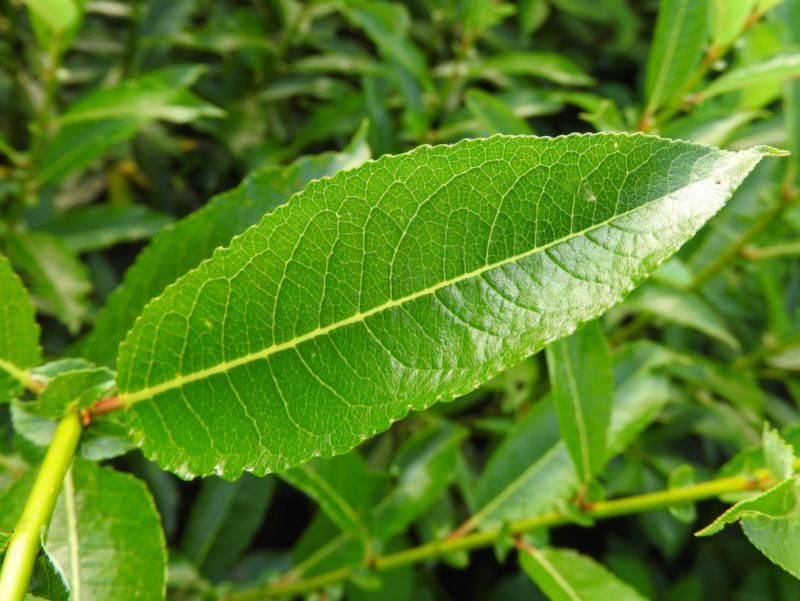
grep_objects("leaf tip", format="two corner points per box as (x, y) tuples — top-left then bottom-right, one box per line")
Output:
(754, 146), (791, 158)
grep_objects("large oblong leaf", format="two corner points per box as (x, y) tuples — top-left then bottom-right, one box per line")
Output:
(116, 133), (776, 479)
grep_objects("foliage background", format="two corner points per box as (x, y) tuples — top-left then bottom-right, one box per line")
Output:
(1, 0), (800, 599)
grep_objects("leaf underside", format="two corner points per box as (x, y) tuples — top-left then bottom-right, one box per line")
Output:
(116, 133), (769, 479)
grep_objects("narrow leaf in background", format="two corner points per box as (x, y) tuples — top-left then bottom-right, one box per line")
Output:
(38, 205), (173, 254)
(644, 0), (709, 115)
(180, 474), (274, 582)
(710, 0), (755, 49)
(6, 232), (91, 334)
(37, 65), (222, 185)
(546, 320), (612, 483)
(698, 51), (800, 101)
(519, 546), (647, 601)
(282, 452), (373, 546)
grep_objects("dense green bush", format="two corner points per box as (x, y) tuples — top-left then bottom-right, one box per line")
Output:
(1, 0), (800, 599)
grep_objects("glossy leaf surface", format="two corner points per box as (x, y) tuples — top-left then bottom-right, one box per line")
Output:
(116, 134), (773, 479)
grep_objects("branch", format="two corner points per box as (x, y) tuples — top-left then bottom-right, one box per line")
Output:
(224, 460), (797, 600)
(0, 411), (83, 601)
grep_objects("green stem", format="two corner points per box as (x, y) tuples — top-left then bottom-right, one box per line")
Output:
(224, 462), (791, 601)
(743, 241), (800, 260)
(0, 412), (82, 601)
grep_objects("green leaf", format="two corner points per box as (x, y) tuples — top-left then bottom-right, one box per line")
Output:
(696, 478), (800, 578)
(466, 372), (673, 531)
(660, 109), (762, 147)
(180, 474), (275, 581)
(698, 51), (800, 101)
(519, 546), (647, 601)
(519, 0), (549, 34)
(763, 425), (797, 481)
(0, 460), (166, 599)
(339, 0), (431, 91)
(115, 134), (773, 479)
(620, 283), (740, 349)
(23, 0), (78, 33)
(38, 66), (222, 185)
(6, 232), (92, 334)
(0, 254), (41, 403)
(644, 0), (709, 114)
(711, 0), (755, 48)
(38, 205), (173, 254)
(465, 89), (534, 135)
(439, 52), (594, 87)
(546, 320), (612, 482)
(80, 131), (370, 367)
(0, 532), (69, 601)
(282, 452), (372, 544)
(35, 366), (115, 419)
(370, 420), (467, 541)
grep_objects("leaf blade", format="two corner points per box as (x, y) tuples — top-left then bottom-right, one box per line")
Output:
(116, 134), (772, 479)
(546, 320), (613, 482)
(644, 0), (709, 114)
(519, 546), (647, 601)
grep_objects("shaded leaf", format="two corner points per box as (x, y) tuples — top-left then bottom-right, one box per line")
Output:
(371, 420), (467, 541)
(282, 452), (372, 545)
(622, 283), (740, 349)
(180, 474), (275, 581)
(0, 531), (69, 601)
(699, 52), (800, 101)
(38, 66), (222, 185)
(39, 205), (173, 253)
(644, 0), (709, 114)
(0, 254), (41, 403)
(519, 546), (647, 601)
(0, 460), (166, 599)
(546, 320), (612, 482)
(6, 232), (91, 334)
(466, 372), (673, 531)
(465, 89), (533, 135)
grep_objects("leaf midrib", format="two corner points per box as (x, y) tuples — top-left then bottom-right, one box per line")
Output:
(558, 342), (592, 479)
(120, 157), (739, 406)
(525, 547), (582, 601)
